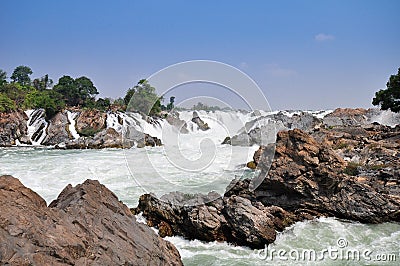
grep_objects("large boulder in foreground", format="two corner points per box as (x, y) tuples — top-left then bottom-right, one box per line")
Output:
(0, 175), (182, 265)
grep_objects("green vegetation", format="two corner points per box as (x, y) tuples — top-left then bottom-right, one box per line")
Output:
(124, 79), (163, 116)
(372, 67), (400, 113)
(0, 93), (16, 112)
(343, 162), (361, 176)
(0, 65), (172, 117)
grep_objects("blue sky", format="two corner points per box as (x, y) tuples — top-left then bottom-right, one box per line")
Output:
(1, 0), (399, 110)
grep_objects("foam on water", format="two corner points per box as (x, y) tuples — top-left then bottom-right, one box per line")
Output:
(66, 110), (80, 139)
(2, 109), (399, 265)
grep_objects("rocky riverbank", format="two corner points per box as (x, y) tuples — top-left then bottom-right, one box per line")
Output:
(134, 123), (400, 249)
(0, 107), (399, 149)
(0, 175), (183, 265)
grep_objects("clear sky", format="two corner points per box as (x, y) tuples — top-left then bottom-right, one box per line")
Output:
(1, 0), (399, 110)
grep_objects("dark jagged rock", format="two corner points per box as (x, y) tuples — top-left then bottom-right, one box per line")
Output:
(254, 128), (400, 223)
(134, 191), (296, 249)
(0, 175), (183, 265)
(0, 110), (29, 146)
(136, 127), (400, 249)
(192, 111), (210, 131)
(42, 111), (70, 145)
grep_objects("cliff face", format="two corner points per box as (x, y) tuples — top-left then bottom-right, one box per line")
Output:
(0, 110), (29, 146)
(0, 175), (183, 265)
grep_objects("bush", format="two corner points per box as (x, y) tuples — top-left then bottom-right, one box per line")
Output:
(0, 93), (16, 112)
(23, 90), (65, 118)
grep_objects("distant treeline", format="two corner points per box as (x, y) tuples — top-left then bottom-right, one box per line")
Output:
(0, 65), (234, 117)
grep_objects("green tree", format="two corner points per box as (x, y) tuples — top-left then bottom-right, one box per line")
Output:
(167, 96), (175, 111)
(11, 65), (33, 86)
(0, 83), (33, 106)
(53, 75), (98, 107)
(0, 93), (16, 112)
(33, 74), (53, 91)
(373, 67), (400, 113)
(23, 90), (65, 117)
(0, 70), (7, 87)
(125, 79), (162, 116)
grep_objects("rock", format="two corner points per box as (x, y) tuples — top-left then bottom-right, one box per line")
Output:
(88, 128), (123, 148)
(166, 112), (189, 134)
(221, 136), (231, 145)
(42, 111), (70, 145)
(134, 191), (296, 249)
(76, 109), (107, 136)
(192, 111), (210, 131)
(323, 108), (368, 127)
(0, 110), (29, 146)
(254, 128), (400, 223)
(0, 175), (182, 265)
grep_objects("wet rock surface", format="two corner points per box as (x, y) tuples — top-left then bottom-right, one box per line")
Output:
(0, 175), (183, 265)
(134, 191), (296, 249)
(136, 126), (400, 249)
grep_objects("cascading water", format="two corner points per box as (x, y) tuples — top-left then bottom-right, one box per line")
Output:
(66, 111), (80, 139)
(25, 109), (48, 145)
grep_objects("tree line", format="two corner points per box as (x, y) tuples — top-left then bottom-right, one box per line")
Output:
(0, 65), (176, 117)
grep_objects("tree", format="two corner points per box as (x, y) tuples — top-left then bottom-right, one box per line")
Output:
(0, 70), (7, 87)
(372, 67), (400, 113)
(125, 79), (162, 116)
(75, 76), (98, 105)
(11, 65), (33, 86)
(166, 96), (175, 110)
(53, 75), (98, 106)
(33, 74), (53, 91)
(23, 90), (65, 118)
(0, 93), (16, 112)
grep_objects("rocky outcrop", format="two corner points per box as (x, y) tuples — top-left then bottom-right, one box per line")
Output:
(134, 191), (296, 249)
(136, 127), (400, 249)
(0, 175), (182, 265)
(0, 110), (29, 146)
(76, 109), (107, 136)
(64, 128), (123, 149)
(42, 111), (70, 145)
(166, 112), (189, 134)
(192, 111), (210, 131)
(323, 108), (368, 127)
(253, 128), (400, 222)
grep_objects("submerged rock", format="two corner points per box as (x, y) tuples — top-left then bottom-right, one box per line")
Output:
(0, 175), (183, 265)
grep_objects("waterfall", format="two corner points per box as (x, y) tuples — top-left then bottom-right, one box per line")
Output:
(66, 111), (80, 139)
(25, 109), (48, 145)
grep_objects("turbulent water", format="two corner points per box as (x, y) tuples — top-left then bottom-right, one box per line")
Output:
(1, 110), (400, 265)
